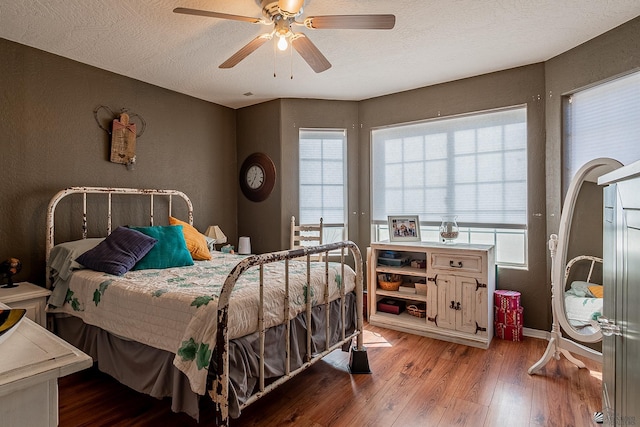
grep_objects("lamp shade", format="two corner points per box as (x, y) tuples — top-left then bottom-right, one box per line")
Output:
(205, 225), (227, 244)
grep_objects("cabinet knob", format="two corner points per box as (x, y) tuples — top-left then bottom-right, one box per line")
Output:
(450, 300), (456, 309)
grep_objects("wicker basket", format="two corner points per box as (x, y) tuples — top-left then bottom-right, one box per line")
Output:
(407, 304), (426, 318)
(378, 280), (402, 291)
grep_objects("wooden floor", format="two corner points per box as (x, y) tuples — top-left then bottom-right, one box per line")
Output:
(58, 324), (602, 427)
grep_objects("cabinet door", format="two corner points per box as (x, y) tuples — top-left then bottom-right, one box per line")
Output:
(456, 276), (478, 334)
(435, 274), (456, 330)
(620, 208), (640, 423)
(602, 185), (617, 421)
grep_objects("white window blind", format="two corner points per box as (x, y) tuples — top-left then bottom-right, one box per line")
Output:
(564, 70), (640, 192)
(371, 107), (527, 228)
(299, 129), (347, 240)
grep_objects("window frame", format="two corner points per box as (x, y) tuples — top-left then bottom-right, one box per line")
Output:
(370, 105), (529, 267)
(298, 128), (348, 245)
(562, 69), (640, 196)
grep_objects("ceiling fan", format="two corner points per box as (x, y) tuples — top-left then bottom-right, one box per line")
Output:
(174, 0), (395, 73)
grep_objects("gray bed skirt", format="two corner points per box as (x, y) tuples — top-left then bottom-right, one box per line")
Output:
(54, 292), (357, 420)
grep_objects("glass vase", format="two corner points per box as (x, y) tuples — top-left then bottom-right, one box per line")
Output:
(439, 215), (459, 244)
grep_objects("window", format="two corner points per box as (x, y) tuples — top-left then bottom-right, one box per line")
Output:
(563, 70), (640, 193)
(299, 129), (347, 244)
(371, 106), (528, 266)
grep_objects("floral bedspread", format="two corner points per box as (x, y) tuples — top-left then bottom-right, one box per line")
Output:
(49, 251), (356, 394)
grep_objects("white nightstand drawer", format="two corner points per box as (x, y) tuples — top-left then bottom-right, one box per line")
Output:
(0, 282), (51, 328)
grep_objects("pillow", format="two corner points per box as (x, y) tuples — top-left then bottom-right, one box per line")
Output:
(169, 216), (212, 260)
(588, 284), (604, 298)
(75, 227), (157, 276)
(568, 281), (595, 297)
(48, 238), (105, 280)
(130, 225), (194, 270)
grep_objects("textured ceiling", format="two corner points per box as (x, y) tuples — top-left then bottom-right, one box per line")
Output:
(1, 0), (639, 109)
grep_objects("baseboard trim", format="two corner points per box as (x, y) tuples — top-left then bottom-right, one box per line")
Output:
(523, 327), (549, 340)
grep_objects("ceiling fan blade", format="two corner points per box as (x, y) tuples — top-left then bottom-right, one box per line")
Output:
(291, 34), (331, 73)
(303, 15), (396, 30)
(173, 7), (262, 24)
(219, 35), (271, 69)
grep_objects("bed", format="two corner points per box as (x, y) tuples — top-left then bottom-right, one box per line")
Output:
(45, 187), (367, 425)
(563, 255), (603, 335)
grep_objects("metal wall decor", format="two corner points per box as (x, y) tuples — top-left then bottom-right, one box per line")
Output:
(94, 105), (146, 170)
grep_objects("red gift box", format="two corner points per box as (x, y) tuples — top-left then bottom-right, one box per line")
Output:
(494, 322), (523, 341)
(494, 290), (521, 311)
(494, 306), (524, 326)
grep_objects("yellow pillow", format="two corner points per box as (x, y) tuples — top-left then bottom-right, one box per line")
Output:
(169, 217), (212, 260)
(588, 284), (604, 298)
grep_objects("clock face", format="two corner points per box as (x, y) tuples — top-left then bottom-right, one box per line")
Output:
(239, 152), (276, 202)
(246, 165), (264, 189)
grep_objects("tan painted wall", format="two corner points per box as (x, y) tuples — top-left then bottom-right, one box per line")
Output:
(359, 64), (549, 330)
(545, 16), (640, 248)
(236, 100), (282, 254)
(279, 99), (360, 250)
(0, 38), (237, 285)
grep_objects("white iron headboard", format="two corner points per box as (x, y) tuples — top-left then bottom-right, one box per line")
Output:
(46, 187), (193, 263)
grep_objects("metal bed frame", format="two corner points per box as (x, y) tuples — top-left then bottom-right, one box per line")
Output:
(46, 187), (369, 425)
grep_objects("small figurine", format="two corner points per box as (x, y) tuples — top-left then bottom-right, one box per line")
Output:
(0, 258), (22, 288)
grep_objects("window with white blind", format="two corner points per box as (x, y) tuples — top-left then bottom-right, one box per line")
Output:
(299, 129), (347, 244)
(371, 106), (528, 266)
(563, 70), (640, 194)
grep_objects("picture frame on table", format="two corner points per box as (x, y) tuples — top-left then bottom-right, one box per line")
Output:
(388, 215), (421, 242)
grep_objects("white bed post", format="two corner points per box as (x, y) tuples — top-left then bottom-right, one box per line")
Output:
(348, 242), (370, 374)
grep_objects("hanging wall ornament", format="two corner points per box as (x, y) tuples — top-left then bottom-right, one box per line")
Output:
(94, 106), (146, 170)
(110, 112), (136, 168)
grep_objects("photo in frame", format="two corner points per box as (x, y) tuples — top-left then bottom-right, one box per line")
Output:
(388, 215), (421, 242)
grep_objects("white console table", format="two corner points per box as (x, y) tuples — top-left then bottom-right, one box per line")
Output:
(0, 306), (92, 426)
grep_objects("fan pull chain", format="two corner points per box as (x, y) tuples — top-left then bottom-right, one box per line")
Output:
(273, 37), (277, 78)
(290, 44), (294, 79)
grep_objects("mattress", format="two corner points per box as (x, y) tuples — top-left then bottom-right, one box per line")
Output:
(48, 251), (357, 395)
(55, 292), (356, 420)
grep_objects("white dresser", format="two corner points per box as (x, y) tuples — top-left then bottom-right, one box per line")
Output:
(599, 161), (640, 426)
(368, 241), (495, 349)
(0, 306), (92, 427)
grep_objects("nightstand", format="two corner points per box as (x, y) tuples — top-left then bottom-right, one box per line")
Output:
(0, 303), (92, 427)
(0, 282), (51, 328)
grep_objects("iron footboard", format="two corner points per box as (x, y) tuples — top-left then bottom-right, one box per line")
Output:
(211, 241), (368, 425)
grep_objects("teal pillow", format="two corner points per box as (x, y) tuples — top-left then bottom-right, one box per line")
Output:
(130, 225), (194, 270)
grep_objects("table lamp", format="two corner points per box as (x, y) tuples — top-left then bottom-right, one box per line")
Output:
(205, 225), (227, 250)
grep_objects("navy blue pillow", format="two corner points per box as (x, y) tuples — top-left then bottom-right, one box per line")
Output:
(129, 225), (194, 270)
(75, 227), (157, 275)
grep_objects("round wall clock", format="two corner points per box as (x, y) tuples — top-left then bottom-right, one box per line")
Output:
(239, 152), (276, 202)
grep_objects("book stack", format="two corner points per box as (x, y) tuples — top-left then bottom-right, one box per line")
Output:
(494, 290), (523, 341)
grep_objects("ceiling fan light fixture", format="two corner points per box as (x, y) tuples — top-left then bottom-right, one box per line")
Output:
(277, 34), (288, 51)
(278, 0), (304, 18)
